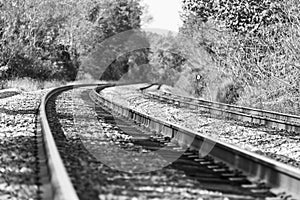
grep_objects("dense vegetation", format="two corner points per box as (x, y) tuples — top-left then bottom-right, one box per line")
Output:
(178, 0), (300, 114)
(0, 0), (144, 82)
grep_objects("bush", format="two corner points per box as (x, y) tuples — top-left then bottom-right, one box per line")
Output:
(0, 50), (79, 82)
(214, 80), (242, 104)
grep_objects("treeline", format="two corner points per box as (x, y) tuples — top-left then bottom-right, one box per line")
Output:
(3, 0), (299, 114)
(0, 0), (143, 81)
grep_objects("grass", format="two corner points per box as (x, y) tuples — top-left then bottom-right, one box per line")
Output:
(2, 78), (65, 92)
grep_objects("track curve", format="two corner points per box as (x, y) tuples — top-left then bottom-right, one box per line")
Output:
(38, 83), (300, 200)
(38, 83), (114, 200)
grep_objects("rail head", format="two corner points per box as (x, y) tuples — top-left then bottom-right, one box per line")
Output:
(38, 83), (124, 200)
(40, 85), (79, 200)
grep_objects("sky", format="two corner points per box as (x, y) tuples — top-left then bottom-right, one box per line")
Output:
(141, 0), (183, 34)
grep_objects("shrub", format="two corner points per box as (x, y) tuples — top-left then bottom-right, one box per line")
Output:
(215, 80), (242, 104)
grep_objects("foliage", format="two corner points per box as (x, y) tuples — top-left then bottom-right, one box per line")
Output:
(0, 0), (80, 81)
(215, 79), (242, 104)
(147, 32), (187, 86)
(76, 0), (145, 80)
(97, 31), (189, 85)
(181, 0), (291, 34)
(0, 0), (145, 82)
(112, 30), (219, 97)
(180, 0), (300, 110)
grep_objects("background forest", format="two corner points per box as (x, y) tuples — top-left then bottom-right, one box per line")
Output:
(1, 0), (300, 114)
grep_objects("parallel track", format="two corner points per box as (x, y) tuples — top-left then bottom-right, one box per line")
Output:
(39, 83), (300, 199)
(145, 91), (300, 132)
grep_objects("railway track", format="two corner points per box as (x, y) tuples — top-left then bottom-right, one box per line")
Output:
(38, 83), (300, 199)
(144, 91), (300, 133)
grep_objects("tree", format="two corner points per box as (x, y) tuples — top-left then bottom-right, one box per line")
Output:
(0, 0), (146, 81)
(146, 32), (187, 86)
(0, 0), (79, 80)
(80, 0), (146, 80)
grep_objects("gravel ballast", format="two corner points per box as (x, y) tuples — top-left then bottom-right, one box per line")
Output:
(0, 90), (47, 200)
(49, 87), (242, 200)
(100, 84), (300, 169)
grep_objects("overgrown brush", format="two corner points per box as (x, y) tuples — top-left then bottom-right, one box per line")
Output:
(180, 0), (300, 114)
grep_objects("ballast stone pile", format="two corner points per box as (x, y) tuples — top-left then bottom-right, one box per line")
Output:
(0, 89), (47, 200)
(101, 84), (300, 168)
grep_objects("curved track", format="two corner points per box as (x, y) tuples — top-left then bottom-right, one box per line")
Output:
(38, 83), (300, 199)
(38, 84), (113, 199)
(39, 85), (81, 200)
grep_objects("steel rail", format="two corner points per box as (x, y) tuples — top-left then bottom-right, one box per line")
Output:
(39, 83), (115, 200)
(39, 85), (80, 200)
(92, 88), (300, 199)
(144, 91), (300, 132)
(163, 91), (300, 124)
(38, 82), (150, 199)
